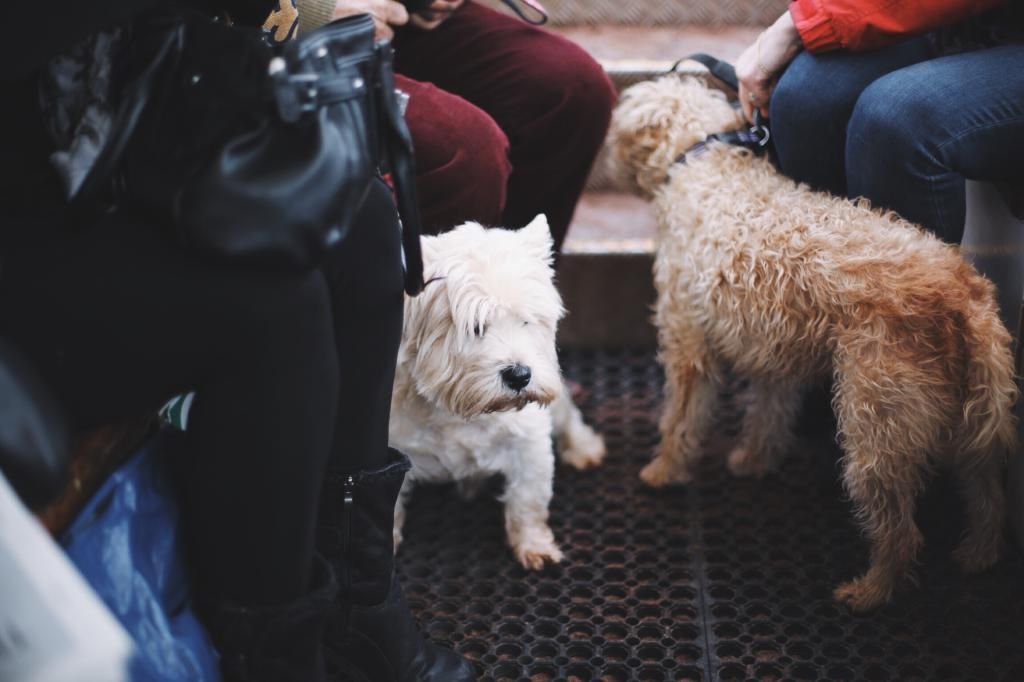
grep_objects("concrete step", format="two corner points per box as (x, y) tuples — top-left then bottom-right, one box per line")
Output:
(557, 24), (761, 62)
(563, 192), (656, 255)
(559, 193), (658, 348)
(482, 0), (787, 27)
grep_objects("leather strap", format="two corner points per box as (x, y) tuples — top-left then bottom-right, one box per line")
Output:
(672, 110), (771, 169)
(500, 0), (548, 25)
(376, 43), (425, 296)
(671, 52), (739, 92)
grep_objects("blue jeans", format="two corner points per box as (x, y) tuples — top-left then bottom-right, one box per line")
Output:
(769, 39), (1024, 243)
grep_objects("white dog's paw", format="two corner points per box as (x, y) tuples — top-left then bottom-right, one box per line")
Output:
(559, 428), (607, 470)
(726, 446), (773, 478)
(513, 534), (564, 571)
(639, 455), (692, 488)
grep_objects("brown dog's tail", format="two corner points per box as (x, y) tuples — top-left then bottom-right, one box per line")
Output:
(960, 279), (1018, 460)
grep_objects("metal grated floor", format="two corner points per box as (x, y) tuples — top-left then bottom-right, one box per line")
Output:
(379, 349), (1024, 681)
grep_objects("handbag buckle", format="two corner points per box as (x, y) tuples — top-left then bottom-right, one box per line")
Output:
(294, 74), (320, 114)
(271, 65), (321, 122)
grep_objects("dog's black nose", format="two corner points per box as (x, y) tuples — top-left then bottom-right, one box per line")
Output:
(501, 364), (532, 392)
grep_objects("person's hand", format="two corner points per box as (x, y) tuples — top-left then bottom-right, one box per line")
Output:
(332, 0), (409, 40)
(736, 11), (802, 122)
(409, 0), (465, 30)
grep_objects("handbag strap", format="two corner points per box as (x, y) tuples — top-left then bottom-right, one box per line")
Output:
(500, 0), (548, 25)
(389, 136), (426, 297)
(376, 43), (425, 296)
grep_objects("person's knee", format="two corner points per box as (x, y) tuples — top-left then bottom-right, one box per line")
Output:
(771, 52), (846, 132)
(326, 180), (406, 310)
(843, 71), (946, 191)
(436, 111), (508, 188)
(554, 42), (616, 136)
(844, 71), (966, 238)
(771, 51), (869, 194)
(412, 94), (511, 229)
(281, 270), (334, 328)
(273, 271), (339, 391)
(192, 267), (338, 421)
(769, 64), (806, 124)
(847, 74), (936, 166)
(233, 269), (335, 356)
(517, 35), (616, 142)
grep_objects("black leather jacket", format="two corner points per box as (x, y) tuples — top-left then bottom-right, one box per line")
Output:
(3, 0), (275, 79)
(0, 1), (277, 244)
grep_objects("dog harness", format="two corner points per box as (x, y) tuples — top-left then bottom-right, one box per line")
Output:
(673, 121), (771, 167)
(668, 53), (772, 169)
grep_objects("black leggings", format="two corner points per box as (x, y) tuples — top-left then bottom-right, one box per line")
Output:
(0, 179), (404, 607)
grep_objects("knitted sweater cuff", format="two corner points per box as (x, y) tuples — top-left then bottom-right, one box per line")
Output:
(296, 0), (336, 35)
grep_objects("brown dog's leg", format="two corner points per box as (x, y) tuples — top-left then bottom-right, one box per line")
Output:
(727, 380), (801, 478)
(642, 361), (718, 487)
(834, 452), (925, 612)
(952, 454), (1007, 574)
(829, 340), (942, 611)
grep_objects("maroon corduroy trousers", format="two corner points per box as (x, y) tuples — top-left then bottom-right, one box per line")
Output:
(393, 0), (615, 253)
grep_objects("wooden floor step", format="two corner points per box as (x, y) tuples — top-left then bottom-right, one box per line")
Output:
(558, 25), (761, 64)
(481, 0), (787, 27)
(559, 192), (658, 349)
(563, 192), (656, 255)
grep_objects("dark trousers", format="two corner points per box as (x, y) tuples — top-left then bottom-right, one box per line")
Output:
(393, 0), (616, 252)
(0, 179), (404, 609)
(770, 38), (1024, 243)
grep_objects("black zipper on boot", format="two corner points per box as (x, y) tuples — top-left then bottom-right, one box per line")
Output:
(341, 475), (355, 635)
(342, 475), (354, 591)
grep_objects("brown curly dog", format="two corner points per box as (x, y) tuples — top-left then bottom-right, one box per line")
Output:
(609, 73), (1018, 612)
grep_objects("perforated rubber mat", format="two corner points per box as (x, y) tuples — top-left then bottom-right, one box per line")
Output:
(383, 349), (1024, 681)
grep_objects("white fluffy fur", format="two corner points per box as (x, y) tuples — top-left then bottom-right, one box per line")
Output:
(390, 216), (606, 569)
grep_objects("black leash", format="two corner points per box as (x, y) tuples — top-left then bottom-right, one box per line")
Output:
(667, 53), (772, 168)
(671, 52), (739, 91)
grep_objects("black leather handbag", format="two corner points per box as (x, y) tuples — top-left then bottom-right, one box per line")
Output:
(78, 9), (424, 294)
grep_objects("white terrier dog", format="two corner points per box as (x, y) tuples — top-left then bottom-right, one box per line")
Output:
(390, 216), (606, 569)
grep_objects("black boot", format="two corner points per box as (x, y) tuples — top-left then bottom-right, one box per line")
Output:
(319, 448), (476, 681)
(205, 554), (337, 682)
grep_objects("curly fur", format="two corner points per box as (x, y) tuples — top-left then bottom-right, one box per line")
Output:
(390, 217), (606, 570)
(610, 75), (1018, 612)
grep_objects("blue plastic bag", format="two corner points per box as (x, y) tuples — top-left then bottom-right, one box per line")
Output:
(62, 429), (221, 682)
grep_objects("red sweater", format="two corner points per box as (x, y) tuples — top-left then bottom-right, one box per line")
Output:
(789, 0), (1008, 52)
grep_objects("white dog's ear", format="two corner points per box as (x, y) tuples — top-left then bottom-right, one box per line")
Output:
(419, 234), (448, 281)
(520, 214), (554, 259)
(419, 233), (438, 262)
